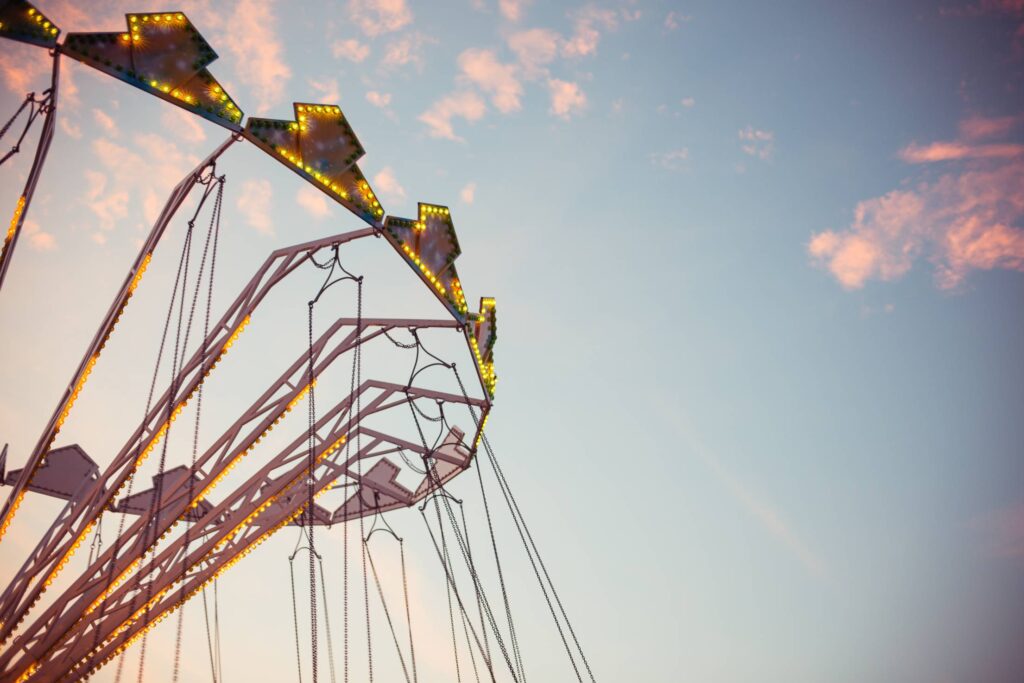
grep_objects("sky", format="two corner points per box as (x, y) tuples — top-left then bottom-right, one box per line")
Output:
(1, 0), (1023, 681)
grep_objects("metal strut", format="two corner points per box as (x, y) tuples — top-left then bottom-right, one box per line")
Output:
(0, 50), (60, 295)
(0, 133), (239, 558)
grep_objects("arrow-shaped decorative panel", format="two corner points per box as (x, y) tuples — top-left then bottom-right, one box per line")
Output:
(470, 297), (497, 397)
(383, 203), (469, 322)
(62, 12), (242, 130)
(245, 103), (383, 225)
(0, 1), (59, 48)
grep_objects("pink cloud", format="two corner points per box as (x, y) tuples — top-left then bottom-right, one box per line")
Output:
(562, 6), (618, 58)
(460, 182), (476, 204)
(92, 108), (118, 137)
(238, 179), (274, 235)
(296, 186), (331, 220)
(548, 78), (586, 120)
(899, 141), (1024, 163)
(959, 114), (1023, 140)
(458, 49), (523, 113)
(59, 118), (82, 139)
(381, 32), (434, 71)
(86, 132), (196, 232)
(160, 108), (207, 144)
(83, 169), (129, 233)
(418, 91), (486, 141)
(507, 28), (561, 77)
(366, 90), (392, 108)
(373, 166), (406, 200)
(332, 38), (370, 63)
(307, 77), (341, 105)
(22, 219), (56, 251)
(349, 0), (412, 37)
(0, 46), (49, 96)
(220, 0), (291, 114)
(499, 0), (532, 22)
(809, 158), (1024, 289)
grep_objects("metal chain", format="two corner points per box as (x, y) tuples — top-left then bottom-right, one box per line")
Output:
(453, 367), (593, 682)
(307, 301), (320, 683)
(173, 176), (224, 682)
(319, 557), (339, 683)
(400, 540), (418, 683)
(200, 582), (219, 683)
(290, 559), (305, 683)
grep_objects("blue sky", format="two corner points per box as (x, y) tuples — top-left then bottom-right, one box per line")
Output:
(1, 0), (1023, 681)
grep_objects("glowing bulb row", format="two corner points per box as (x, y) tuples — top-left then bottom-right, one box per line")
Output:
(5, 195), (24, 244)
(475, 413), (490, 447)
(49, 434), (340, 678)
(81, 497), (311, 676)
(25, 7), (58, 36)
(84, 559), (142, 615)
(41, 521), (96, 589)
(451, 279), (468, 315)
(400, 243), (448, 296)
(468, 336), (497, 396)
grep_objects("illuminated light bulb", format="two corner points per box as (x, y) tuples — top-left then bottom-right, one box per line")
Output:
(176, 13), (184, 20)
(27, 8), (35, 15)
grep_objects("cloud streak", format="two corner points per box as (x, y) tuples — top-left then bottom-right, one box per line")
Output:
(810, 116), (1024, 289)
(656, 401), (829, 580)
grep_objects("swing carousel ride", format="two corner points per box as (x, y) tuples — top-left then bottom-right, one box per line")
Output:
(0, 2), (595, 681)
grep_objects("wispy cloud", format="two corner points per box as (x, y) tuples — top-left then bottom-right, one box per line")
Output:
(664, 10), (691, 30)
(373, 166), (406, 200)
(366, 90), (392, 108)
(562, 6), (618, 58)
(650, 147), (689, 170)
(899, 141), (1024, 163)
(499, 0), (532, 22)
(92, 108), (118, 137)
(809, 116), (1024, 289)
(656, 401), (830, 580)
(87, 133), (196, 231)
(237, 179), (274, 235)
(23, 218), (56, 251)
(381, 32), (434, 71)
(332, 38), (371, 63)
(0, 46), (49, 96)
(83, 169), (129, 234)
(418, 91), (487, 141)
(307, 77), (341, 105)
(296, 186), (332, 220)
(548, 78), (587, 120)
(739, 126), (775, 160)
(349, 0), (413, 37)
(460, 182), (477, 204)
(507, 28), (561, 78)
(160, 108), (206, 144)
(221, 0), (291, 114)
(458, 48), (523, 113)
